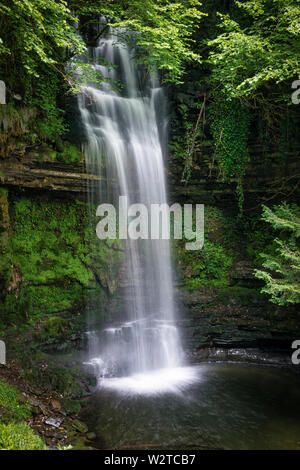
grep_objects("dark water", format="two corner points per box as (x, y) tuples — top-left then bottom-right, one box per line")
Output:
(85, 364), (300, 450)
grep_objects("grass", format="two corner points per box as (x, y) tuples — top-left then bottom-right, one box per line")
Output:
(0, 381), (30, 419)
(0, 421), (46, 450)
(0, 380), (47, 450)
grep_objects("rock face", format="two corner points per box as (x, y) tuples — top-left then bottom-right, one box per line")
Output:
(0, 140), (299, 361)
(0, 153), (101, 193)
(169, 142), (300, 206)
(177, 262), (300, 361)
(167, 143), (300, 362)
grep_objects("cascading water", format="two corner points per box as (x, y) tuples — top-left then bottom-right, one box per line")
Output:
(79, 20), (197, 394)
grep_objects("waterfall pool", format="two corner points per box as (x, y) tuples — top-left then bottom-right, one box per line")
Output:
(83, 363), (300, 450)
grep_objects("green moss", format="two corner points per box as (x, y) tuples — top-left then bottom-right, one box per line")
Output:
(55, 142), (83, 164)
(24, 360), (95, 399)
(1, 195), (123, 329)
(217, 286), (262, 306)
(178, 240), (232, 290)
(175, 206), (233, 290)
(0, 421), (46, 450)
(25, 364), (81, 398)
(0, 189), (12, 334)
(42, 316), (67, 337)
(60, 398), (81, 415)
(0, 381), (31, 419)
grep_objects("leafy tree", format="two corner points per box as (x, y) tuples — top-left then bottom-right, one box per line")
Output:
(255, 203), (300, 305)
(208, 0), (300, 102)
(0, 0), (85, 94)
(71, 0), (205, 83)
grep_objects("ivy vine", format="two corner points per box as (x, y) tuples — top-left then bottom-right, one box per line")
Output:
(209, 95), (251, 212)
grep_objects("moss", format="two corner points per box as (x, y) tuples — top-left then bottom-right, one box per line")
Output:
(0, 105), (37, 158)
(24, 361), (95, 399)
(0, 189), (12, 333)
(177, 239), (232, 290)
(25, 364), (81, 398)
(60, 398), (81, 415)
(42, 316), (68, 337)
(0, 380), (45, 451)
(0, 381), (31, 419)
(55, 142), (83, 164)
(1, 194), (123, 330)
(0, 421), (46, 450)
(217, 286), (262, 306)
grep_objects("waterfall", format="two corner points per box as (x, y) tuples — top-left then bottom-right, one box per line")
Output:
(78, 20), (196, 394)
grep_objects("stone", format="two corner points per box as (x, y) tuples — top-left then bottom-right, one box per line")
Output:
(51, 399), (62, 411)
(45, 417), (64, 428)
(71, 419), (88, 433)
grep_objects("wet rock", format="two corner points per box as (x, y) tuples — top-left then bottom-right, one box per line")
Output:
(71, 418), (88, 433)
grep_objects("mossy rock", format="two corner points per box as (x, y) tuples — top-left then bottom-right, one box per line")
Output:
(1, 195), (122, 331)
(60, 398), (81, 415)
(55, 141), (83, 163)
(217, 286), (262, 306)
(24, 360), (96, 399)
(25, 364), (82, 398)
(71, 418), (88, 433)
(42, 316), (68, 338)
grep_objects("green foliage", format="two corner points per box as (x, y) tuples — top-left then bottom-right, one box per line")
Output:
(42, 316), (67, 337)
(209, 96), (251, 210)
(255, 203), (300, 305)
(208, 0), (300, 101)
(178, 240), (232, 290)
(0, 0), (85, 81)
(25, 361), (96, 398)
(67, 59), (121, 95)
(115, 0), (204, 83)
(0, 196), (123, 328)
(0, 381), (31, 419)
(54, 141), (83, 163)
(176, 207), (233, 289)
(0, 1), (85, 145)
(33, 68), (67, 143)
(244, 214), (275, 264)
(72, 0), (205, 83)
(0, 421), (46, 450)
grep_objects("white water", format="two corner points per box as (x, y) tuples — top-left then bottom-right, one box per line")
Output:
(79, 21), (195, 393)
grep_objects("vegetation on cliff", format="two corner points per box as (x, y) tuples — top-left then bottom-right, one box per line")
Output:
(0, 380), (46, 450)
(0, 0), (299, 450)
(255, 203), (300, 305)
(0, 195), (122, 336)
(0, 1), (299, 185)
(0, 0), (298, 315)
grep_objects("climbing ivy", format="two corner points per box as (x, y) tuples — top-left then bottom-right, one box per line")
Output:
(209, 95), (251, 211)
